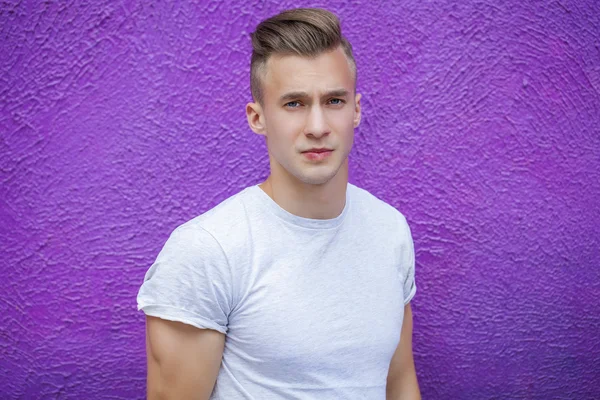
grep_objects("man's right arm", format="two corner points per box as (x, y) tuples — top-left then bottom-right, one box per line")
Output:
(145, 315), (225, 400)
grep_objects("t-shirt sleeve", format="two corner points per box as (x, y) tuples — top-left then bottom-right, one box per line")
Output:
(400, 215), (417, 305)
(136, 224), (233, 334)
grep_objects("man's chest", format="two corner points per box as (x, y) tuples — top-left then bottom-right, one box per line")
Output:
(224, 240), (405, 382)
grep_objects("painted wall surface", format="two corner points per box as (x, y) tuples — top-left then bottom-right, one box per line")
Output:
(1, 0), (599, 398)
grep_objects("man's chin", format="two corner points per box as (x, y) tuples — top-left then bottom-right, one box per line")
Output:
(295, 166), (344, 186)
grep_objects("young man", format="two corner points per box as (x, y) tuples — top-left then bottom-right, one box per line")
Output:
(137, 8), (420, 400)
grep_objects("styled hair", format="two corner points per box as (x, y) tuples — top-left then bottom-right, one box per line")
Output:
(250, 8), (356, 104)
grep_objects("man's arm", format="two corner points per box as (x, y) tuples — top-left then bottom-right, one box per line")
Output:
(386, 303), (421, 400)
(145, 315), (225, 400)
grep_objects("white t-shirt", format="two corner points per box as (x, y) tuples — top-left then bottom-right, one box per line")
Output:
(137, 183), (416, 399)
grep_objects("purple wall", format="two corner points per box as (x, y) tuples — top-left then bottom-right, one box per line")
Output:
(1, 1), (599, 398)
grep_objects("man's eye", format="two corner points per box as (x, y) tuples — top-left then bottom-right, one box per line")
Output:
(329, 98), (345, 105)
(285, 101), (301, 108)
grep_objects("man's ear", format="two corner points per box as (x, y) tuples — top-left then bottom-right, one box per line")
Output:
(353, 93), (362, 128)
(246, 101), (266, 136)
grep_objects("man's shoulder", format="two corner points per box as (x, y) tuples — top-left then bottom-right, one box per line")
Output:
(349, 183), (408, 224)
(171, 185), (255, 245)
(348, 184), (412, 251)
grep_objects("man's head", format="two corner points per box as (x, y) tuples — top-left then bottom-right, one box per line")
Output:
(249, 8), (357, 105)
(246, 8), (361, 187)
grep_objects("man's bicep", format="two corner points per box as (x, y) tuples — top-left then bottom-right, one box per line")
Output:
(388, 303), (414, 374)
(146, 315), (225, 400)
(386, 303), (420, 399)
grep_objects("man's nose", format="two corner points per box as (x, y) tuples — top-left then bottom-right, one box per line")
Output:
(304, 105), (330, 139)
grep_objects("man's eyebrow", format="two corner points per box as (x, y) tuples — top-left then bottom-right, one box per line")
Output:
(279, 89), (350, 102)
(325, 89), (350, 98)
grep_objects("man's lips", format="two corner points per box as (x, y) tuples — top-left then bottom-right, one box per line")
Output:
(301, 148), (333, 161)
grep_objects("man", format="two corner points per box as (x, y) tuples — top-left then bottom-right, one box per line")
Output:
(137, 7), (420, 400)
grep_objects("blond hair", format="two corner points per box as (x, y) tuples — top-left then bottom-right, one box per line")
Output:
(250, 8), (356, 104)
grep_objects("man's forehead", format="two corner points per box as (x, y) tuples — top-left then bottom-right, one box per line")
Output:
(262, 48), (355, 93)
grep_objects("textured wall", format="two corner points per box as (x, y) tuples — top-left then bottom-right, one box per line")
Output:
(1, 0), (599, 399)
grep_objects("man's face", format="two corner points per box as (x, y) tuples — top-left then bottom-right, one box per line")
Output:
(248, 46), (361, 186)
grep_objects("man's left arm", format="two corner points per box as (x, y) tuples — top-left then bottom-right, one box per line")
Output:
(386, 302), (421, 400)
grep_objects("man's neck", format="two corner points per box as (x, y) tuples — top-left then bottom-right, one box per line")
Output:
(259, 161), (348, 220)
